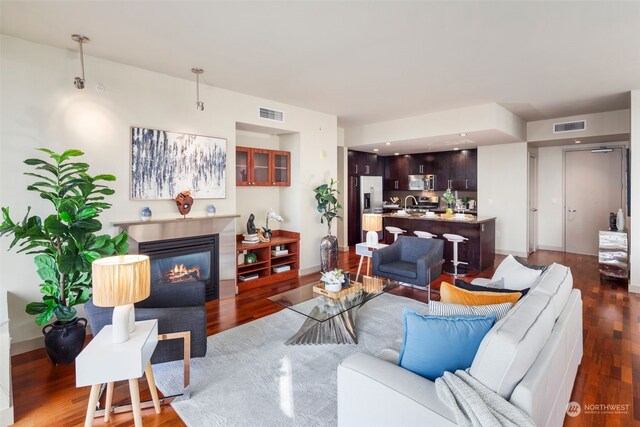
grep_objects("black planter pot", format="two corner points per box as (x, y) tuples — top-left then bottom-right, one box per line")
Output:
(42, 317), (87, 365)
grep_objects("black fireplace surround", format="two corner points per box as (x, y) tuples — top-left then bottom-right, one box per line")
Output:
(138, 234), (219, 301)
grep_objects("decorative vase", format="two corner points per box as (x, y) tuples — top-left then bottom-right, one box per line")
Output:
(42, 317), (87, 365)
(207, 204), (216, 217)
(324, 281), (342, 292)
(616, 208), (625, 231)
(141, 207), (152, 222)
(320, 223), (338, 273)
(609, 212), (618, 231)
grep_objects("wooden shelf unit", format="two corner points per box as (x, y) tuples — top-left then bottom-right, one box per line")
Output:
(236, 230), (300, 292)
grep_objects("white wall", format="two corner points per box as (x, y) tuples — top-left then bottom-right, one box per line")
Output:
(235, 130), (281, 234)
(336, 127), (348, 251)
(344, 103), (525, 147)
(630, 91), (640, 293)
(527, 109), (630, 143)
(0, 35), (337, 349)
(478, 142), (529, 256)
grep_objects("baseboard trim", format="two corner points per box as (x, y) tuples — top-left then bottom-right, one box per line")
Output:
(629, 284), (640, 294)
(299, 265), (321, 276)
(496, 249), (529, 258)
(0, 405), (14, 426)
(10, 336), (43, 356)
(538, 245), (564, 252)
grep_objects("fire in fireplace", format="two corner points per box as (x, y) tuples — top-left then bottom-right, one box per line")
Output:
(138, 235), (219, 301)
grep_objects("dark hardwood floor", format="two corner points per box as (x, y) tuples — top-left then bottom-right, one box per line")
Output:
(10, 249), (639, 426)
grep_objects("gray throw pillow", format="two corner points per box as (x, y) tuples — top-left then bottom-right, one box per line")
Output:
(428, 300), (513, 320)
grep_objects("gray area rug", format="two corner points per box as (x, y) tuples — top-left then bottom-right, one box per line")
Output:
(151, 293), (428, 426)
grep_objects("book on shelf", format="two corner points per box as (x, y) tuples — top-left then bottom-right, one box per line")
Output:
(238, 273), (259, 282)
(271, 249), (289, 256)
(272, 265), (291, 273)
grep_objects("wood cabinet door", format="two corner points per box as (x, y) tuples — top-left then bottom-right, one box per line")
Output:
(449, 151), (467, 190)
(348, 150), (359, 176)
(464, 149), (478, 191)
(271, 150), (290, 186)
(236, 146), (252, 186)
(363, 153), (379, 175)
(347, 175), (361, 245)
(251, 148), (272, 186)
(434, 151), (451, 191)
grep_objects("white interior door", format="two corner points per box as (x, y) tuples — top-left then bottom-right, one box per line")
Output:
(565, 148), (624, 256)
(528, 154), (537, 254)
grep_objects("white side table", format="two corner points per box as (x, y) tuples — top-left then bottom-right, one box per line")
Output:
(76, 319), (160, 427)
(355, 242), (388, 282)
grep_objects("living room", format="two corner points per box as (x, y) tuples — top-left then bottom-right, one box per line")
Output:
(1, 1), (640, 426)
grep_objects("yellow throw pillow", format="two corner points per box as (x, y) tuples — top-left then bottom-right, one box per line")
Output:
(440, 282), (521, 306)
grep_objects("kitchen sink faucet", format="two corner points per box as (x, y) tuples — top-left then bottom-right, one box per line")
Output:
(405, 195), (418, 209)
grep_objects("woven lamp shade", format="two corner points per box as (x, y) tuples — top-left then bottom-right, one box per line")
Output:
(362, 214), (383, 232)
(91, 255), (151, 307)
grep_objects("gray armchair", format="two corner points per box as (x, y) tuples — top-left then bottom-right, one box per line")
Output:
(85, 281), (207, 364)
(372, 235), (444, 301)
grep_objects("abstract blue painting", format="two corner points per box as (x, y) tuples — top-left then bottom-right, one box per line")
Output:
(131, 127), (226, 199)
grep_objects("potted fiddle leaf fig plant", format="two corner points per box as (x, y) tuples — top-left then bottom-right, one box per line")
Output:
(313, 178), (343, 272)
(0, 148), (128, 364)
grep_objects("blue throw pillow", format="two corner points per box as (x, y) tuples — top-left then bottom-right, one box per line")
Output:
(398, 308), (496, 381)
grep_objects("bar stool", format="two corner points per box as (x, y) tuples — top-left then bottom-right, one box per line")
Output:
(385, 226), (406, 242)
(443, 233), (469, 277)
(414, 231), (437, 239)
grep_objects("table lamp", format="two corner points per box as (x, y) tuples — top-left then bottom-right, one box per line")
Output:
(362, 214), (383, 246)
(92, 255), (151, 343)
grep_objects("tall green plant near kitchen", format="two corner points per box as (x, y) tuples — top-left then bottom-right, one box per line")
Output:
(0, 148), (128, 325)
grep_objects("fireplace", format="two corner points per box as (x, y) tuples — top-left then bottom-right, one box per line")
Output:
(138, 235), (219, 301)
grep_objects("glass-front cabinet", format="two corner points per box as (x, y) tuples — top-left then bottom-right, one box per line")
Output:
(272, 150), (290, 186)
(236, 146), (290, 187)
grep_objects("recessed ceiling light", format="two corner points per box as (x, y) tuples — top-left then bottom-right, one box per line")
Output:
(574, 140), (581, 144)
(453, 147), (460, 151)
(394, 152), (400, 156)
(385, 142), (391, 146)
(373, 148), (379, 152)
(459, 133), (467, 137)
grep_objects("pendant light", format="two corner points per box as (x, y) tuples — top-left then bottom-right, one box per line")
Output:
(192, 68), (204, 111)
(71, 34), (90, 89)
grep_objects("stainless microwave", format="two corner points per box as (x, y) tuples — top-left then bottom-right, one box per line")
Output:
(408, 175), (435, 191)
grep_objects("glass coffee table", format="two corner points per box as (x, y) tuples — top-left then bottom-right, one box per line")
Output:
(268, 275), (399, 345)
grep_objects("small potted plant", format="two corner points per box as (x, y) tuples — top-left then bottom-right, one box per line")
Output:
(442, 187), (456, 215)
(321, 268), (346, 292)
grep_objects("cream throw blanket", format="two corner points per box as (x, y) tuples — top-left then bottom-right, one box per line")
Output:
(435, 370), (536, 427)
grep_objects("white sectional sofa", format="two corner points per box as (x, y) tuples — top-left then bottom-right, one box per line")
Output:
(337, 263), (583, 427)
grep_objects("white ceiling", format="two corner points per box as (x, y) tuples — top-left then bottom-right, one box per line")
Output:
(2, 1), (640, 129)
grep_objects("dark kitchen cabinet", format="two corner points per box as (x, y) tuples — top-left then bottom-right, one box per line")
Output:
(348, 150), (380, 176)
(409, 153), (438, 175)
(383, 155), (409, 191)
(435, 149), (477, 191)
(347, 175), (361, 246)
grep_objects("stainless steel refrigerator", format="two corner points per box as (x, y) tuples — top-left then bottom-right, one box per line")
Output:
(360, 176), (383, 240)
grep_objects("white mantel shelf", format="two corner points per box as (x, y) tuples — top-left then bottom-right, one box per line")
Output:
(112, 214), (240, 228)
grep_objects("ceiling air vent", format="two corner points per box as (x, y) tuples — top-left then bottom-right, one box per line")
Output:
(553, 120), (586, 133)
(259, 107), (284, 122)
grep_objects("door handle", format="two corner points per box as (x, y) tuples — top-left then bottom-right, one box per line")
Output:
(530, 208), (538, 212)
(567, 209), (576, 213)
(354, 177), (358, 187)
(365, 165), (370, 174)
(355, 164), (358, 174)
(465, 179), (468, 189)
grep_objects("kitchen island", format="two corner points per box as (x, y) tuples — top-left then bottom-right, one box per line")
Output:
(383, 213), (496, 274)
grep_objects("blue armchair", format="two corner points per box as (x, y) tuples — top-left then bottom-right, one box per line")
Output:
(85, 281), (207, 364)
(372, 235), (444, 301)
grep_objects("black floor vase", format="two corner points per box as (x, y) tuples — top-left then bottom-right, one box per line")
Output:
(42, 317), (87, 365)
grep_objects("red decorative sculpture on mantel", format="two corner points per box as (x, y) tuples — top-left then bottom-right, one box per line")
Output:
(175, 190), (194, 217)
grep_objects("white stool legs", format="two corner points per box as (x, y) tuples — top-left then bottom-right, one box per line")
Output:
(443, 233), (469, 277)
